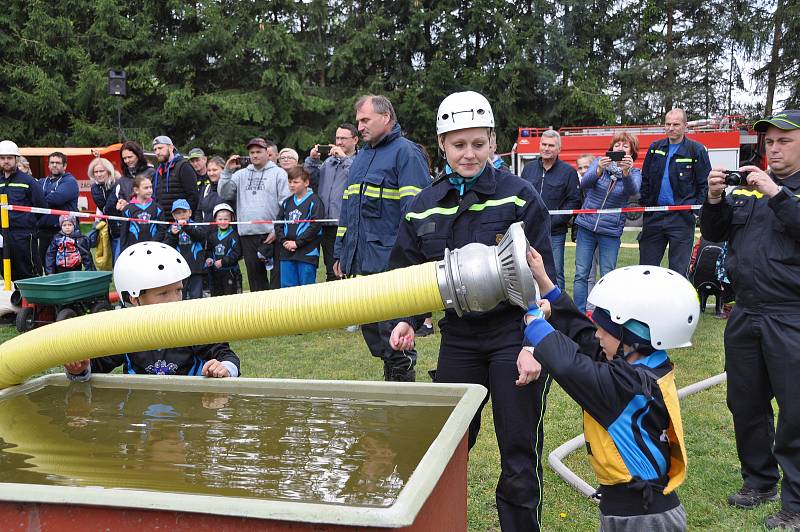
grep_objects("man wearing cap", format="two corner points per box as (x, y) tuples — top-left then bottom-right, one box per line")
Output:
(701, 110), (800, 530)
(0, 140), (45, 280)
(220, 138), (290, 291)
(151, 136), (200, 216)
(187, 148), (209, 191)
(639, 108), (711, 275)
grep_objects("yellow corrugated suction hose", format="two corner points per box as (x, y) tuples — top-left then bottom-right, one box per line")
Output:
(0, 262), (443, 389)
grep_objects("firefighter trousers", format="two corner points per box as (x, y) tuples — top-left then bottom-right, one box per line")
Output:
(725, 306), (800, 512)
(434, 317), (551, 532)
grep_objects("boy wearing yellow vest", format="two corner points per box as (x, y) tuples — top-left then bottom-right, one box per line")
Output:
(519, 248), (698, 531)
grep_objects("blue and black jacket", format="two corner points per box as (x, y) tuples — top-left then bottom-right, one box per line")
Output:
(276, 191), (323, 265)
(37, 172), (80, 229)
(524, 287), (686, 516)
(87, 343), (240, 377)
(120, 200), (166, 250)
(520, 158), (581, 235)
(205, 227), (242, 271)
(389, 164), (556, 329)
(334, 123), (430, 275)
(640, 137), (710, 208)
(163, 221), (207, 274)
(0, 169), (44, 231)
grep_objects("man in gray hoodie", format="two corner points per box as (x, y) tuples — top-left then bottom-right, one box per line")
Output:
(220, 138), (290, 291)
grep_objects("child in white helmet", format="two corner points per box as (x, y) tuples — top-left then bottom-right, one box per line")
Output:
(64, 241), (240, 379)
(521, 249), (697, 531)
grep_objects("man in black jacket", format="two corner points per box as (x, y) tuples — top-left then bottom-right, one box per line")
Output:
(639, 109), (710, 275)
(151, 135), (199, 216)
(520, 129), (580, 290)
(700, 110), (800, 530)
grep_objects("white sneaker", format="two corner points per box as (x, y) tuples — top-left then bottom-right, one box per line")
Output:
(345, 325), (359, 333)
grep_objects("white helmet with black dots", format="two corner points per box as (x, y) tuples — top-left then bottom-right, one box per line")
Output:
(436, 91), (495, 135)
(587, 265), (700, 349)
(113, 242), (191, 298)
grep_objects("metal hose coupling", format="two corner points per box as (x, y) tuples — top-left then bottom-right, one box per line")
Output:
(436, 222), (540, 316)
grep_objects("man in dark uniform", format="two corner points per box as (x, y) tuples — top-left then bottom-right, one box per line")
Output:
(0, 140), (45, 280)
(520, 129), (581, 290)
(640, 108), (711, 275)
(700, 110), (800, 530)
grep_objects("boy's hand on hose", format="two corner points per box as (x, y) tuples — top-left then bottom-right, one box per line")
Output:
(202, 359), (231, 378)
(65, 359), (90, 375)
(389, 322), (415, 351)
(527, 248), (555, 295)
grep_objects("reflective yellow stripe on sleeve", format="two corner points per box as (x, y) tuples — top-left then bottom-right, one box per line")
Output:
(405, 196), (526, 221)
(653, 149), (667, 156)
(336, 226), (347, 237)
(731, 188), (764, 199)
(344, 184), (421, 200)
(675, 158), (693, 163)
(6, 183), (30, 188)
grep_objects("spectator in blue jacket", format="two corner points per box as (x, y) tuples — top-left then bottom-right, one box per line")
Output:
(639, 108), (711, 275)
(0, 140), (45, 280)
(36, 151), (80, 275)
(333, 94), (430, 382)
(520, 130), (581, 290)
(573, 132), (642, 313)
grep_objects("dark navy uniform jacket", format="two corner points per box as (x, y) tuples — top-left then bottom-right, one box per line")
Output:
(389, 164), (557, 328)
(0, 169), (45, 231)
(701, 169), (800, 312)
(334, 123), (430, 275)
(520, 158), (581, 235)
(640, 137), (710, 207)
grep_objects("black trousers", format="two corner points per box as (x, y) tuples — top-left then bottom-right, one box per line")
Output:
(35, 226), (59, 276)
(435, 318), (551, 532)
(210, 270), (242, 296)
(361, 321), (416, 378)
(240, 234), (271, 292)
(725, 307), (800, 512)
(320, 225), (338, 282)
(639, 211), (695, 275)
(6, 230), (37, 281)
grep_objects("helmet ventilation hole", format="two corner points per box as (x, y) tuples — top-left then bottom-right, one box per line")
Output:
(158, 265), (164, 270)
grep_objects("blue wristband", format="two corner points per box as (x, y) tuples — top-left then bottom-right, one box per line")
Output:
(526, 306), (544, 320)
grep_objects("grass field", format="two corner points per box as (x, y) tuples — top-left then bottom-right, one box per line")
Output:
(0, 231), (777, 531)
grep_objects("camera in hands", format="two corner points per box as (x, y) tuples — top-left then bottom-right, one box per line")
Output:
(317, 145), (332, 156)
(606, 150), (626, 162)
(723, 170), (751, 187)
(239, 156), (251, 167)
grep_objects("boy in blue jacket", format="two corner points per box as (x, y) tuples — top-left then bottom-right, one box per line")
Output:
(164, 199), (207, 299)
(519, 249), (699, 531)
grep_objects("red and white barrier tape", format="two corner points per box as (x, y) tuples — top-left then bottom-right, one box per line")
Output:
(0, 202), (701, 226)
(0, 205), (337, 226)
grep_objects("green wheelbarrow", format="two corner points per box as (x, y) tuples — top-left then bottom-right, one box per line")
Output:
(14, 271), (115, 333)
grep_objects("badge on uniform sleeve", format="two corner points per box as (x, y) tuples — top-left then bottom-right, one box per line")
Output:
(496, 234), (503, 244)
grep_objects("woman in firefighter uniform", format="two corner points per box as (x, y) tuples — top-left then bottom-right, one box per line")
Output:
(388, 91), (556, 532)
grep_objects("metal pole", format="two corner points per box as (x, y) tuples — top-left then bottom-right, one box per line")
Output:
(1, 194), (11, 291)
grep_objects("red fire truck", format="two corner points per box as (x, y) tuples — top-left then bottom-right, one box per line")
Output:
(511, 116), (763, 175)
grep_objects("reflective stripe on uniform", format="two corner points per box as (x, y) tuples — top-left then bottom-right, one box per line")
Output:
(675, 158), (694, 163)
(652, 149), (666, 156)
(405, 195), (527, 221)
(732, 189), (764, 199)
(336, 226), (347, 237)
(3, 183), (30, 188)
(343, 184), (422, 201)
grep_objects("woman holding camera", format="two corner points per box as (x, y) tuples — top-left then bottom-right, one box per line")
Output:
(572, 132), (641, 313)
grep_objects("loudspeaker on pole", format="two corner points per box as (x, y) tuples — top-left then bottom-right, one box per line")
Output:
(107, 70), (127, 96)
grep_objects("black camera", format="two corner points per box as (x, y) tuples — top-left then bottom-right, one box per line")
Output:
(723, 170), (751, 186)
(606, 150), (626, 162)
(239, 156), (251, 167)
(317, 145), (332, 156)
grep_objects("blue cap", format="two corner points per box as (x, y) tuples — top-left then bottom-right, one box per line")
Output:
(171, 199), (191, 212)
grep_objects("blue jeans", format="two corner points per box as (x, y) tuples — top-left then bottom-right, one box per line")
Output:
(550, 233), (567, 290)
(280, 260), (317, 288)
(111, 237), (121, 265)
(573, 226), (621, 313)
